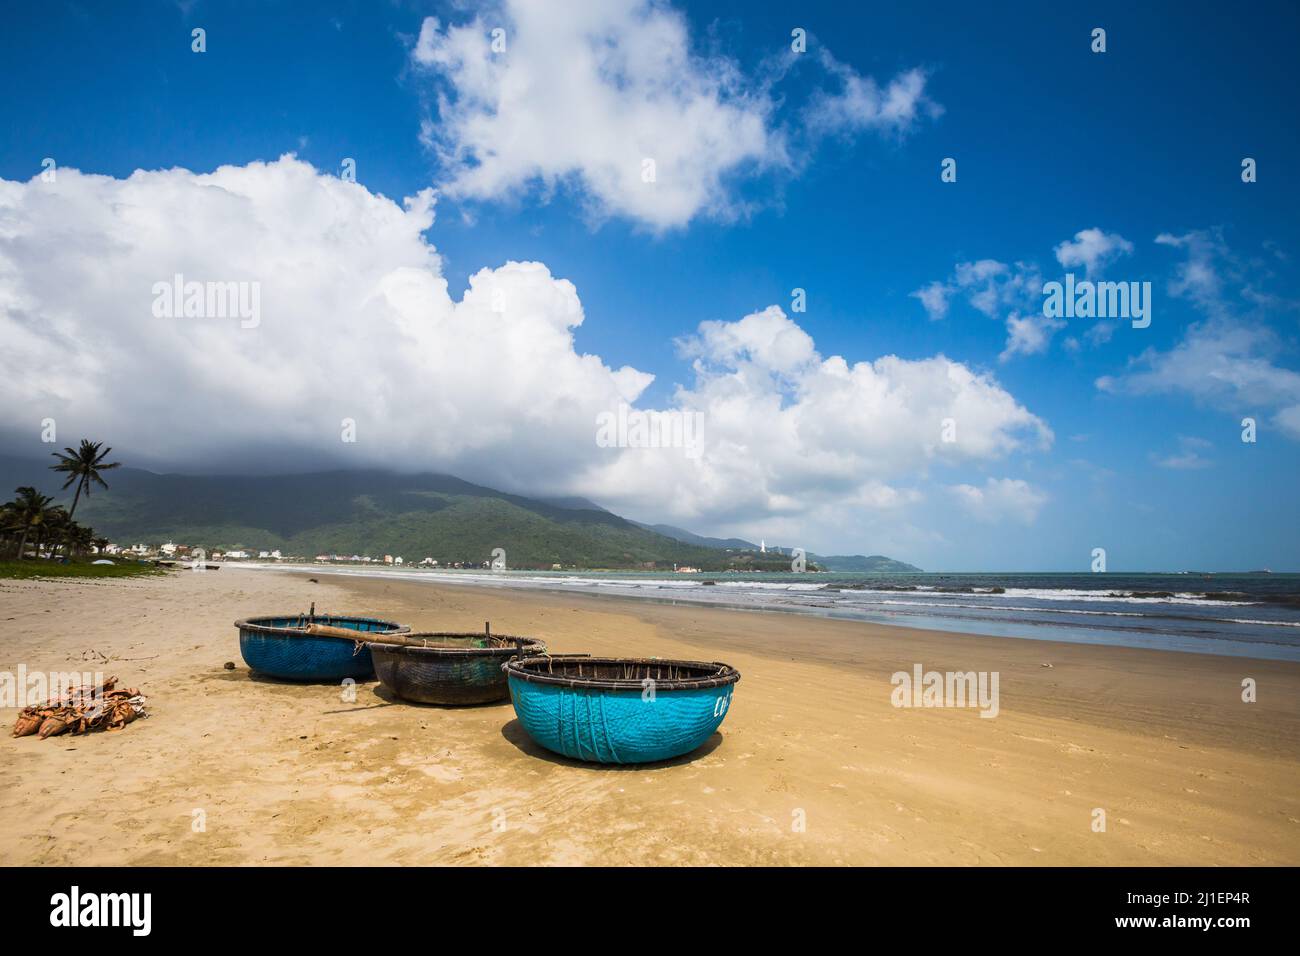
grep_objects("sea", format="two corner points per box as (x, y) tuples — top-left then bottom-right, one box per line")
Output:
(236, 565), (1300, 662)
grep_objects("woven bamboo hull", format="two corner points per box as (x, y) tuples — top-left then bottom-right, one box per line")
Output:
(371, 637), (546, 705)
(506, 678), (736, 764)
(236, 614), (408, 681)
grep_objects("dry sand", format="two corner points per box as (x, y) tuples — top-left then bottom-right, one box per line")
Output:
(1, 568), (1297, 865)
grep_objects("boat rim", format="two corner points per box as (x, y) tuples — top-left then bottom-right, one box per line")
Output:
(370, 634), (546, 656)
(234, 614), (411, 637)
(503, 655), (740, 691)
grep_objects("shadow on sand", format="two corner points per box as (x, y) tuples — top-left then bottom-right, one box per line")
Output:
(367, 683), (514, 710)
(499, 718), (723, 770)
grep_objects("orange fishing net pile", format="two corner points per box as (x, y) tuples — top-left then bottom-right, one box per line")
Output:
(11, 676), (147, 740)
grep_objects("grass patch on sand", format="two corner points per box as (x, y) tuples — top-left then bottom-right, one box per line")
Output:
(0, 559), (166, 580)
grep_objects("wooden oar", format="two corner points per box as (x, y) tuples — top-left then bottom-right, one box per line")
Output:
(302, 623), (503, 649)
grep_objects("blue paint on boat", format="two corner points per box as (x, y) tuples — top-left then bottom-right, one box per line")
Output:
(504, 657), (739, 764)
(235, 614), (409, 682)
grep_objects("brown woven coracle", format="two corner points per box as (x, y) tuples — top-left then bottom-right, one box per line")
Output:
(370, 633), (547, 706)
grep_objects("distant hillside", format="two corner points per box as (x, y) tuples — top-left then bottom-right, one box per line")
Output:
(812, 554), (923, 573)
(0, 455), (918, 571)
(632, 521), (922, 572)
(631, 521), (760, 551)
(0, 457), (694, 569)
(538, 495), (610, 513)
(0, 454), (922, 571)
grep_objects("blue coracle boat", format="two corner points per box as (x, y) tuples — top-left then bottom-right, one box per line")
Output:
(503, 656), (740, 764)
(235, 613), (410, 681)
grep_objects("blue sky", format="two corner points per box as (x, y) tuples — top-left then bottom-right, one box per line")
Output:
(1, 0), (1298, 571)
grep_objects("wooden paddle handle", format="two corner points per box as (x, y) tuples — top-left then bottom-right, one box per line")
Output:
(303, 624), (445, 648)
(304, 623), (397, 641)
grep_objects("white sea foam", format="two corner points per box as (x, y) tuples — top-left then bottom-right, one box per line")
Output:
(227, 564), (1300, 648)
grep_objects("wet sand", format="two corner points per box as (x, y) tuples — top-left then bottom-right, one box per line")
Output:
(1, 568), (1297, 865)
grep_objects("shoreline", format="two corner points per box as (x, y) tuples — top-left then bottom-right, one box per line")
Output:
(1, 570), (1297, 865)
(337, 573), (1300, 758)
(218, 562), (1300, 662)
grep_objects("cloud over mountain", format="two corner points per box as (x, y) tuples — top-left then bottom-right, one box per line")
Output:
(0, 157), (1047, 550)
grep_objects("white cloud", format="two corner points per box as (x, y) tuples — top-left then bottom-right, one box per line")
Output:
(910, 280), (952, 321)
(917, 227), (1144, 359)
(1086, 319), (1117, 346)
(913, 258), (1042, 323)
(1054, 227), (1134, 277)
(0, 158), (1050, 552)
(949, 478), (1047, 525)
(956, 259), (1036, 318)
(1153, 435), (1213, 470)
(1097, 320), (1300, 439)
(1099, 231), (1300, 440)
(589, 305), (1053, 526)
(804, 52), (940, 138)
(1276, 404), (1300, 439)
(1000, 311), (1065, 362)
(0, 157), (643, 494)
(912, 257), (1051, 360)
(1155, 229), (1229, 312)
(410, 0), (937, 230)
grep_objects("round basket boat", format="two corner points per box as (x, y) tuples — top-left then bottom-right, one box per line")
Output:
(371, 634), (547, 706)
(235, 614), (410, 681)
(503, 656), (740, 764)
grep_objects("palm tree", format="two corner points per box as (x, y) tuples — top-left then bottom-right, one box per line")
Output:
(67, 522), (94, 558)
(0, 501), (17, 557)
(49, 440), (120, 559)
(9, 486), (54, 560)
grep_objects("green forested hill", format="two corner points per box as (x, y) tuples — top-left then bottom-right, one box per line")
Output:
(0, 455), (917, 571)
(0, 457), (772, 569)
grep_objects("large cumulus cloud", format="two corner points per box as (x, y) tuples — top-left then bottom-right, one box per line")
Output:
(0, 157), (1048, 551)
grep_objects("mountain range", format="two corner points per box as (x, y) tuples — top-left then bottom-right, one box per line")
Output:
(0, 454), (919, 572)
(630, 522), (920, 572)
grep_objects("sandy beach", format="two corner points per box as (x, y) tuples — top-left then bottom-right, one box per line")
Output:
(2, 568), (1298, 866)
